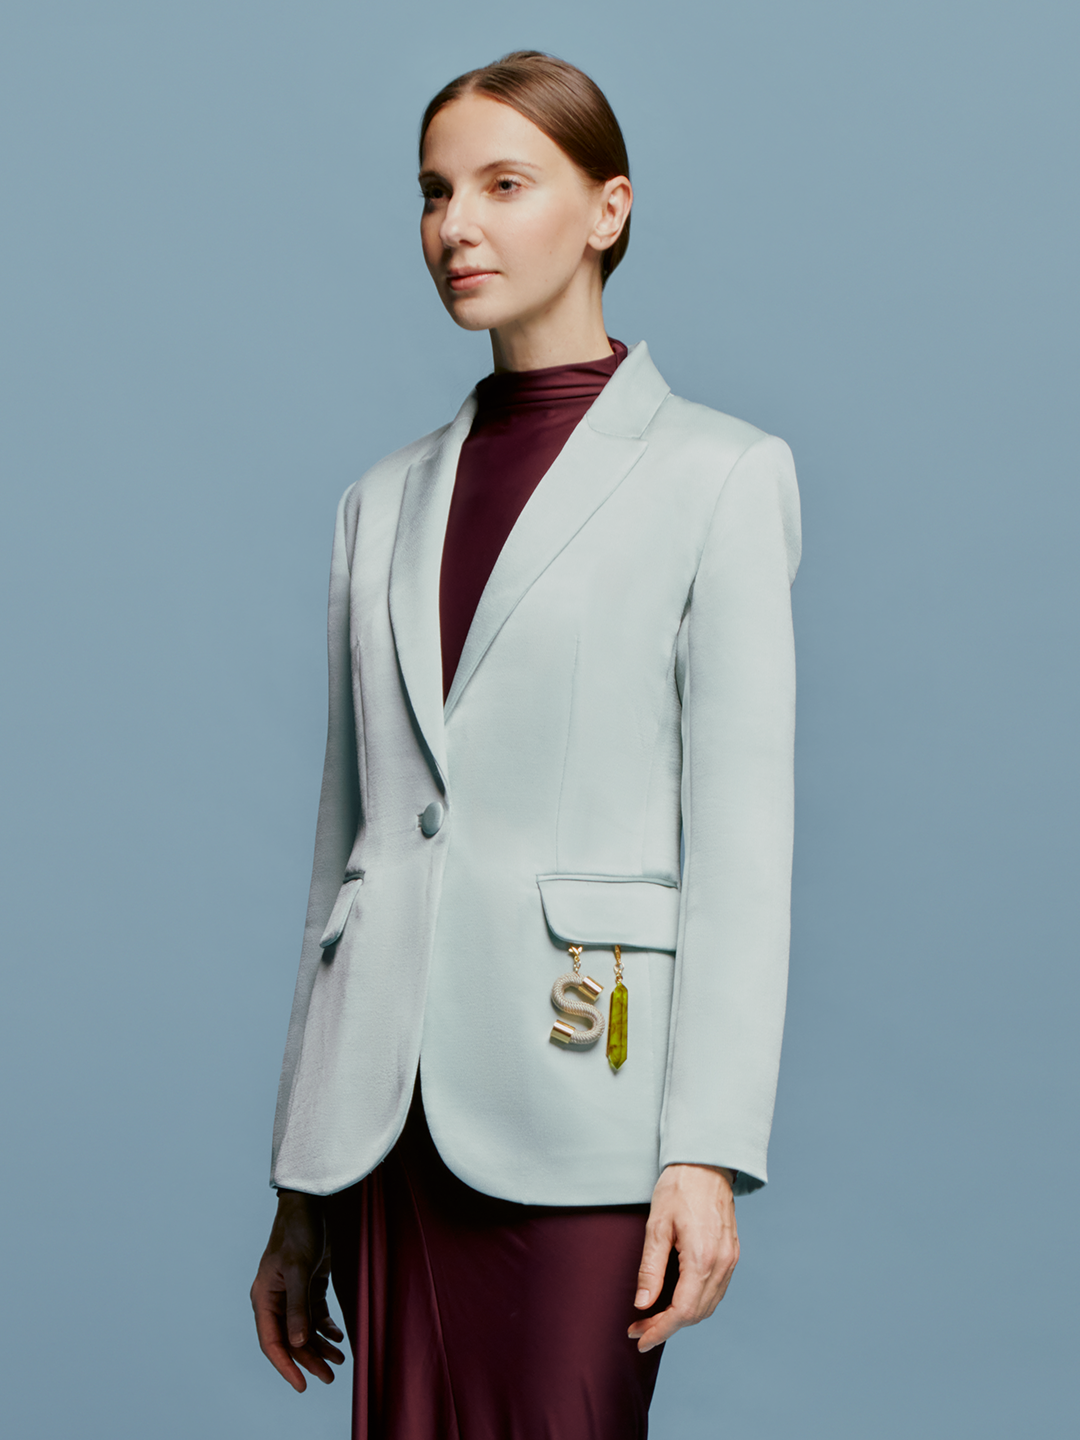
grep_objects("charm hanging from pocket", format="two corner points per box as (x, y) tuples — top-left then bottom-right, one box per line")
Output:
(606, 945), (628, 1071)
(550, 945), (606, 1047)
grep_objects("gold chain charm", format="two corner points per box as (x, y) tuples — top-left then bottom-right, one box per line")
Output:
(606, 945), (628, 1070)
(550, 945), (606, 1046)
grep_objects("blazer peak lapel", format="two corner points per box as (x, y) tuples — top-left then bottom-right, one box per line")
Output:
(444, 343), (671, 718)
(388, 394), (477, 788)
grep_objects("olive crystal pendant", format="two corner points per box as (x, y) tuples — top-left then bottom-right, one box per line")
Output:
(606, 945), (628, 1070)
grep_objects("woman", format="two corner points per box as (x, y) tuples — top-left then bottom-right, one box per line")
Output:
(251, 51), (800, 1440)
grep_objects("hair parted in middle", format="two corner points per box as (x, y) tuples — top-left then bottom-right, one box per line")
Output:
(419, 51), (631, 285)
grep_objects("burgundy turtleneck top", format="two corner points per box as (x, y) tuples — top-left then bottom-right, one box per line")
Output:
(439, 339), (628, 699)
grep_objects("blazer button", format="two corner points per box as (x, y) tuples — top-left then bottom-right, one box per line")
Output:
(420, 801), (444, 837)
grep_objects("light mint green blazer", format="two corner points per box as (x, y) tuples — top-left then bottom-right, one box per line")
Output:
(271, 342), (801, 1203)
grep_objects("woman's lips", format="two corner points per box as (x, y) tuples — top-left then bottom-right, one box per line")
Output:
(447, 270), (497, 292)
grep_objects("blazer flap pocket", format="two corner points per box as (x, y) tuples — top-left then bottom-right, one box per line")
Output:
(319, 876), (364, 949)
(536, 874), (680, 954)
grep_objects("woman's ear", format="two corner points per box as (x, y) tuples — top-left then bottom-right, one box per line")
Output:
(588, 175), (633, 255)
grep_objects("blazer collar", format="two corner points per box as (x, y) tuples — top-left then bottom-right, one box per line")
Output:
(578, 338), (671, 440)
(445, 341), (670, 718)
(389, 341), (671, 785)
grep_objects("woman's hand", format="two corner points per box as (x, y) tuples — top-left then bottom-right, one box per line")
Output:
(250, 1189), (346, 1391)
(628, 1163), (739, 1352)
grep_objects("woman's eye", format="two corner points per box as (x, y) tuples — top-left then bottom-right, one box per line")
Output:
(493, 177), (522, 194)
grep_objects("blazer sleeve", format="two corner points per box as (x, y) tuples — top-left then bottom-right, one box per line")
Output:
(659, 434), (801, 1193)
(271, 488), (361, 1179)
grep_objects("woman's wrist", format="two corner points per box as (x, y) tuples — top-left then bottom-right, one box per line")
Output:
(274, 1187), (323, 1211)
(663, 1162), (736, 1189)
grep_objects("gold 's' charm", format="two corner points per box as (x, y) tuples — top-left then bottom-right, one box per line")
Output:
(606, 945), (628, 1070)
(549, 945), (606, 1046)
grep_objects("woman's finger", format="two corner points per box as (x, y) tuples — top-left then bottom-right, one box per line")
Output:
(283, 1261), (315, 1349)
(634, 1218), (674, 1309)
(628, 1204), (739, 1351)
(315, 1314), (345, 1343)
(289, 1337), (342, 1385)
(312, 1332), (346, 1366)
(629, 1246), (708, 1351)
(310, 1290), (345, 1344)
(280, 1259), (344, 1382)
(251, 1275), (308, 1392)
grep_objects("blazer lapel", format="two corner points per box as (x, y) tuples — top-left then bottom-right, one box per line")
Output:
(388, 393), (478, 789)
(444, 342), (671, 720)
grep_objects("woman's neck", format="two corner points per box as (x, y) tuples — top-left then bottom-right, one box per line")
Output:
(488, 269), (613, 374)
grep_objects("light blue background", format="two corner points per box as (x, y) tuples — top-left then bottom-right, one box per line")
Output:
(2, 2), (1076, 1435)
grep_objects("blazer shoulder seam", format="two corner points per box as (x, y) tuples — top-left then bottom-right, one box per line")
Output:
(688, 433), (791, 590)
(349, 421), (455, 496)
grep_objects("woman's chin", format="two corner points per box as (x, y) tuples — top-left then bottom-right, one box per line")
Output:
(443, 294), (506, 333)
(446, 309), (494, 334)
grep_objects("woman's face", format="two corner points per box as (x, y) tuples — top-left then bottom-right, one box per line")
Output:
(419, 93), (619, 338)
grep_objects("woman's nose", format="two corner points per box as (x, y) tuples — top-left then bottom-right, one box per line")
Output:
(440, 192), (482, 249)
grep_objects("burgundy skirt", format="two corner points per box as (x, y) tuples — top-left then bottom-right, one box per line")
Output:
(325, 1083), (677, 1440)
